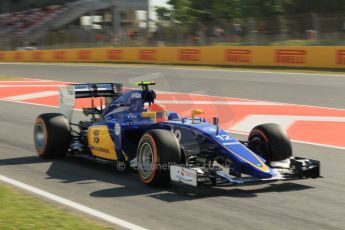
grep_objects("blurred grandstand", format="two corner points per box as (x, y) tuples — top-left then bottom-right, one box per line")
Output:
(1, 0), (345, 50)
(0, 0), (149, 50)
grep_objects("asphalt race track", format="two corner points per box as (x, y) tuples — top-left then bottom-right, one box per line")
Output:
(1, 63), (345, 108)
(0, 63), (345, 230)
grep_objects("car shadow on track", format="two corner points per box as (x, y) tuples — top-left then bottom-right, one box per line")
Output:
(91, 182), (313, 201)
(0, 155), (46, 166)
(0, 155), (314, 202)
(57, 155), (315, 201)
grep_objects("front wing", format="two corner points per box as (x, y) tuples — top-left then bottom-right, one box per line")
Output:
(170, 157), (320, 187)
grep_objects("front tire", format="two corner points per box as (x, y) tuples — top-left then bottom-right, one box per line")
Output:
(137, 129), (181, 186)
(248, 123), (292, 163)
(34, 113), (71, 159)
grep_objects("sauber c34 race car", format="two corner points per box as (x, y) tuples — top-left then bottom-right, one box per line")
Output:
(33, 82), (320, 187)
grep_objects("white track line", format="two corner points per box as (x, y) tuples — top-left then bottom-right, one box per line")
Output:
(1, 62), (345, 77)
(0, 85), (65, 87)
(156, 100), (281, 105)
(228, 129), (345, 151)
(231, 114), (345, 131)
(0, 81), (53, 83)
(22, 78), (57, 82)
(0, 175), (148, 230)
(289, 139), (345, 150)
(4, 91), (58, 101)
(0, 99), (60, 108)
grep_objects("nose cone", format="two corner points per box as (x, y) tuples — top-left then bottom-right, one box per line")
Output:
(224, 143), (274, 179)
(244, 163), (274, 179)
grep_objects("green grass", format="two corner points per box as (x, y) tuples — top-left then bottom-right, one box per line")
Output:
(0, 183), (114, 230)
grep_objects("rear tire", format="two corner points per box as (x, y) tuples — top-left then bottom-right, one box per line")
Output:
(248, 123), (292, 163)
(34, 113), (71, 159)
(137, 129), (181, 186)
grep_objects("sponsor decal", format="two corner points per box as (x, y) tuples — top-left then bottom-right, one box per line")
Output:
(336, 50), (345, 65)
(32, 51), (43, 60)
(107, 49), (123, 60)
(0, 52), (5, 60)
(203, 127), (217, 132)
(275, 49), (306, 64)
(176, 168), (196, 182)
(54, 50), (66, 60)
(138, 49), (157, 61)
(172, 129), (182, 141)
(178, 49), (200, 61)
(93, 83), (112, 91)
(14, 52), (22, 60)
(114, 123), (121, 136)
(78, 50), (92, 60)
(54, 51), (66, 60)
(93, 129), (100, 144)
(128, 113), (137, 119)
(74, 84), (89, 90)
(223, 142), (241, 146)
(131, 92), (141, 98)
(225, 49), (252, 63)
(170, 166), (197, 186)
(89, 146), (110, 153)
(87, 125), (116, 160)
(216, 134), (235, 141)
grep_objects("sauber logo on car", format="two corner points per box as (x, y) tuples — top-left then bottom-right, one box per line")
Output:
(336, 50), (345, 65)
(178, 49), (201, 61)
(54, 51), (66, 60)
(225, 49), (252, 63)
(87, 126), (117, 160)
(78, 50), (92, 60)
(138, 49), (157, 61)
(275, 50), (306, 64)
(93, 129), (100, 144)
(107, 49), (124, 60)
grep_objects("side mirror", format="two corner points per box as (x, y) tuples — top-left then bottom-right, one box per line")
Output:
(141, 111), (156, 123)
(191, 109), (204, 123)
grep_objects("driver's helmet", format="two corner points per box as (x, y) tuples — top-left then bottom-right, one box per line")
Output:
(148, 103), (168, 122)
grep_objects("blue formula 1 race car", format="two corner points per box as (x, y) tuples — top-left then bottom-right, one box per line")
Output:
(33, 81), (320, 187)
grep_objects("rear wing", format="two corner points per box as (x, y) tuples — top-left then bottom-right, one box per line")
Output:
(59, 83), (123, 121)
(72, 83), (123, 98)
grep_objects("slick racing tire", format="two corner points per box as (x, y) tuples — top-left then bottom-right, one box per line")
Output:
(248, 123), (292, 163)
(137, 129), (181, 186)
(34, 113), (71, 159)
